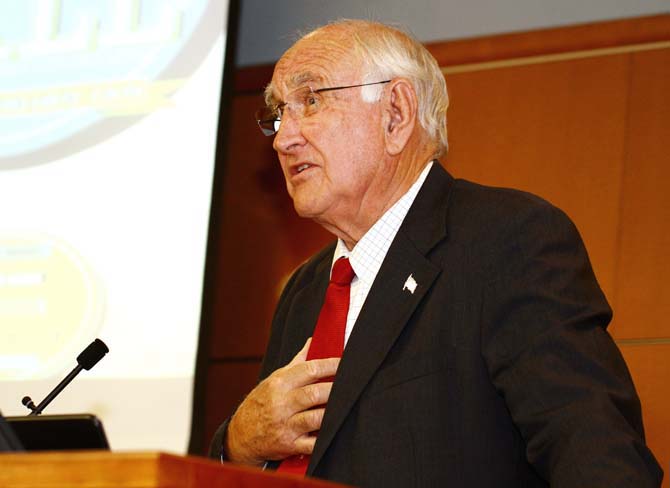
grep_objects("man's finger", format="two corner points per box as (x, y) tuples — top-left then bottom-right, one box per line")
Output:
(289, 406), (326, 435)
(283, 357), (340, 389)
(293, 433), (318, 455)
(291, 382), (333, 411)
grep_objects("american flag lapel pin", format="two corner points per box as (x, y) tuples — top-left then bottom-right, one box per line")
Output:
(403, 274), (417, 294)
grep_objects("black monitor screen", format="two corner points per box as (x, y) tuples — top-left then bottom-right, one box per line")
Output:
(6, 414), (108, 451)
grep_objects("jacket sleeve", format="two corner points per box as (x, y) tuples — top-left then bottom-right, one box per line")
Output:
(481, 200), (663, 487)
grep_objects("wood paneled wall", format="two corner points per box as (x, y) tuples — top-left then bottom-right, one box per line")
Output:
(197, 14), (670, 481)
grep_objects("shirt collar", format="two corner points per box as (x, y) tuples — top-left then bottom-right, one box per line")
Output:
(332, 161), (434, 283)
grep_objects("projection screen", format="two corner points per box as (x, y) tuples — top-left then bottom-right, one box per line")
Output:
(0, 0), (230, 453)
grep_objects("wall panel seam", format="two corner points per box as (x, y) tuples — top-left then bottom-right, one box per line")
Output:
(616, 338), (670, 346)
(440, 41), (670, 74)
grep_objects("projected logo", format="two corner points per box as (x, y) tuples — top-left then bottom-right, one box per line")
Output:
(0, 0), (221, 169)
(0, 235), (105, 380)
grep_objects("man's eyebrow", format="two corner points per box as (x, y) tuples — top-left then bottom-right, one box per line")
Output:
(264, 71), (326, 106)
(264, 85), (278, 106)
(290, 71), (325, 87)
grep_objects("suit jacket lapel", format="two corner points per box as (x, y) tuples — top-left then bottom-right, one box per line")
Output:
(279, 251), (333, 365)
(308, 162), (455, 472)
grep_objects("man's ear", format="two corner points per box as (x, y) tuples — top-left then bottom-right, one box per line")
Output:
(383, 79), (418, 156)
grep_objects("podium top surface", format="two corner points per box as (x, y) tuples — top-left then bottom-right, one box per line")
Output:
(0, 451), (348, 488)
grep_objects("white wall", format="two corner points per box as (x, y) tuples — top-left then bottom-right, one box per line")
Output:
(236, 0), (669, 66)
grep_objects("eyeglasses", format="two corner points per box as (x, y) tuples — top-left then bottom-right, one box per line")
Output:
(255, 80), (391, 136)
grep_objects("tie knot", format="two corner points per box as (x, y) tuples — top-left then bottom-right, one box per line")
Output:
(331, 257), (355, 285)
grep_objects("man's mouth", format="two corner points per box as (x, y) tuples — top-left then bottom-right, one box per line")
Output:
(292, 163), (313, 175)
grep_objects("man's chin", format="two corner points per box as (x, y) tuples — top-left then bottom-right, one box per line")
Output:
(293, 203), (319, 219)
(290, 193), (340, 229)
(289, 191), (317, 216)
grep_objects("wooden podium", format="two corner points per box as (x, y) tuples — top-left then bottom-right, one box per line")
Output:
(0, 451), (347, 487)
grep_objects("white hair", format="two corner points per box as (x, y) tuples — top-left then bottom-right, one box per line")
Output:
(333, 20), (450, 156)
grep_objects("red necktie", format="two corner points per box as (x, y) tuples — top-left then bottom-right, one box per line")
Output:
(277, 257), (355, 475)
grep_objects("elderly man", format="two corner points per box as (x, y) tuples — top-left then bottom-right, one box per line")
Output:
(210, 20), (662, 487)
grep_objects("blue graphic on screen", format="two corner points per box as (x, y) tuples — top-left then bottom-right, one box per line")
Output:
(0, 0), (217, 167)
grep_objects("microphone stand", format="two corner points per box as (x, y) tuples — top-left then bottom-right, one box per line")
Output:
(26, 364), (85, 416)
(21, 338), (108, 416)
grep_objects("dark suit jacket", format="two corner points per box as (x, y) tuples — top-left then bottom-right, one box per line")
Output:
(211, 163), (662, 487)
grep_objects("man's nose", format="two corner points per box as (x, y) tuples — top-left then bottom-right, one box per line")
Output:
(273, 108), (306, 154)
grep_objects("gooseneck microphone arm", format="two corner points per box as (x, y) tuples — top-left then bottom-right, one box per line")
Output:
(22, 339), (109, 416)
(28, 364), (83, 416)
(27, 364), (85, 416)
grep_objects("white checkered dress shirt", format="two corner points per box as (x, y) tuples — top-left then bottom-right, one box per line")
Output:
(332, 161), (433, 346)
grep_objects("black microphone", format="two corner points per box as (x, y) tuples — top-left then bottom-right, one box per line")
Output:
(21, 396), (37, 413)
(23, 339), (109, 416)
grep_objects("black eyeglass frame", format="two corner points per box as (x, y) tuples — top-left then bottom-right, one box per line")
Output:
(255, 80), (391, 136)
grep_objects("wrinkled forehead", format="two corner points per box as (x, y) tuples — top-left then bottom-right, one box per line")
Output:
(267, 31), (363, 103)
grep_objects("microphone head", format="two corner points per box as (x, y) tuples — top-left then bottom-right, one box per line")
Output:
(76, 339), (109, 370)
